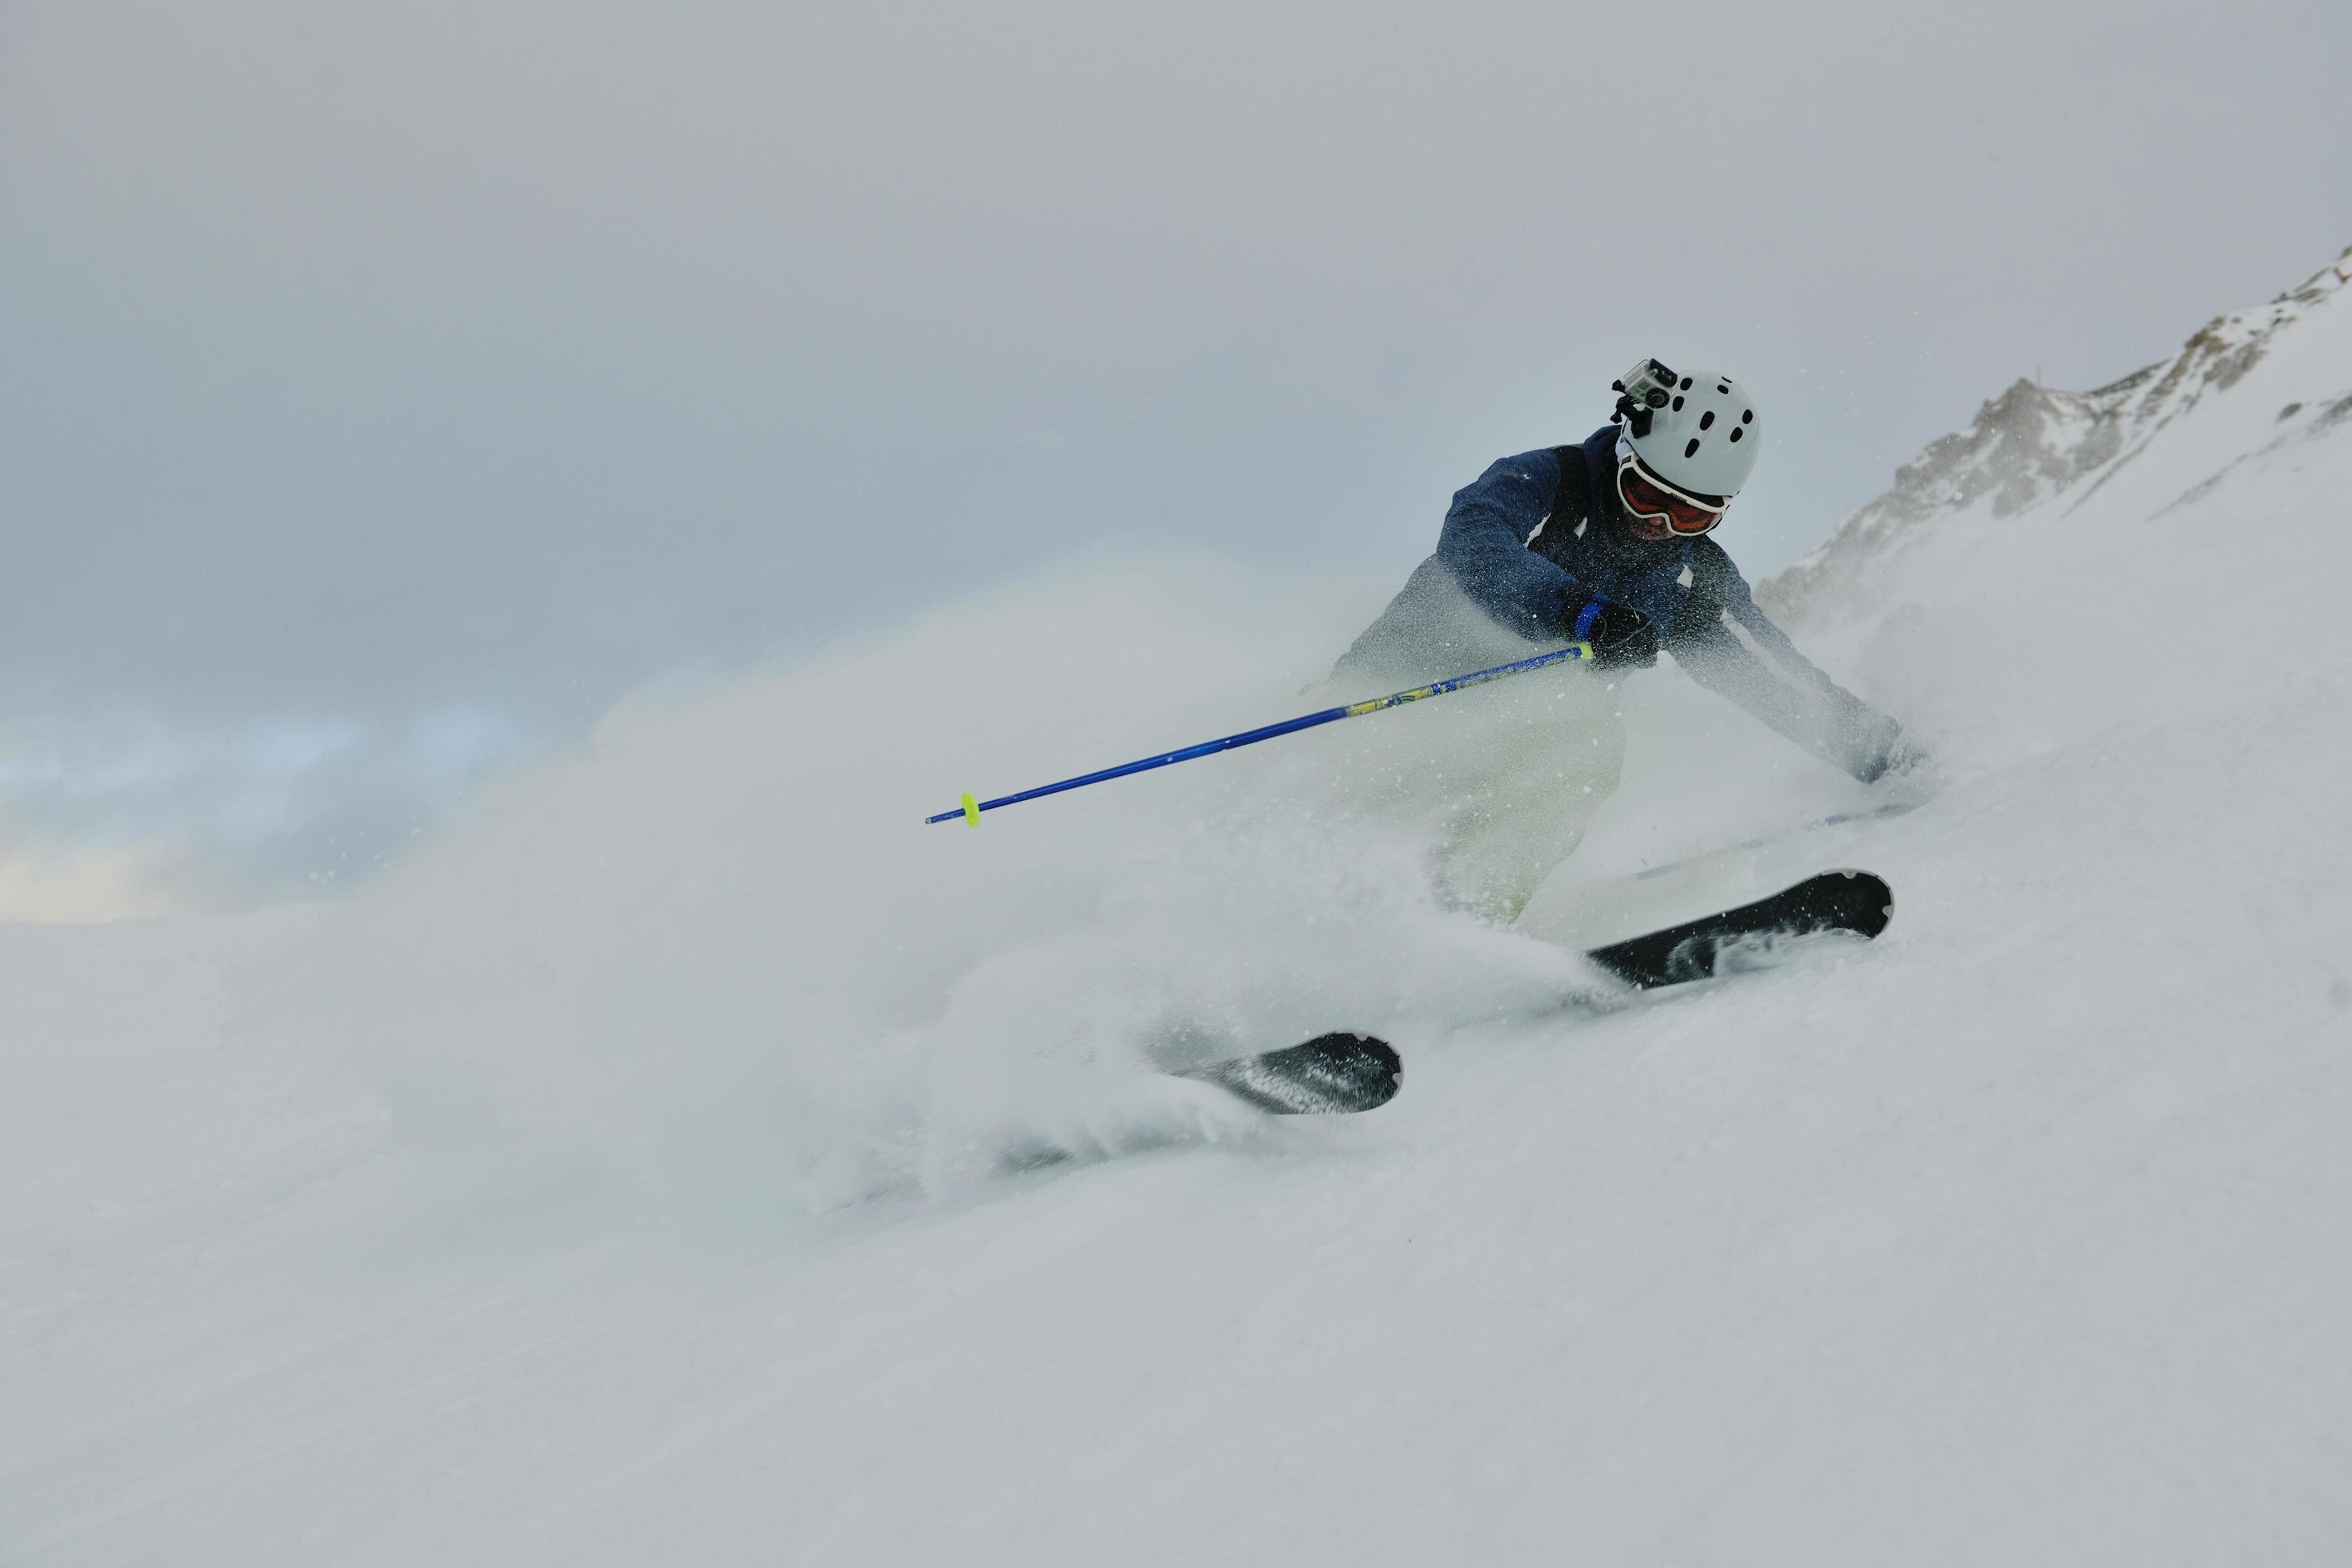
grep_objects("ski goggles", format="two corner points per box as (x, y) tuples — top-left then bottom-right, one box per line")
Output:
(1615, 455), (1729, 537)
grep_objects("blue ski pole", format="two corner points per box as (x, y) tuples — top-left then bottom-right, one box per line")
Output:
(925, 639), (1595, 826)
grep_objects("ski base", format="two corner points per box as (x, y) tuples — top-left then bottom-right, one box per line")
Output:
(1582, 868), (1893, 990)
(1174, 1032), (1401, 1114)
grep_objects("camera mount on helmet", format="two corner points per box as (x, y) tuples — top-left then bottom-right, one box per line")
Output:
(1610, 357), (1678, 438)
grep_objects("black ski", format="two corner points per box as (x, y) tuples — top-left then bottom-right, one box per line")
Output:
(1582, 868), (1893, 990)
(1174, 1032), (1402, 1114)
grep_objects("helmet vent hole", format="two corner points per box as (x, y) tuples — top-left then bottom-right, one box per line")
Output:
(1729, 426), (1743, 442)
(1684, 438), (1701, 459)
(1698, 410), (1715, 431)
(1741, 409), (1754, 424)
(1671, 394), (1685, 411)
(1717, 383), (1730, 394)
(1678, 376), (1692, 390)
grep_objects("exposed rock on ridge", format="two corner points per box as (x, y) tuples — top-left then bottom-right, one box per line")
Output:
(1762, 245), (2352, 625)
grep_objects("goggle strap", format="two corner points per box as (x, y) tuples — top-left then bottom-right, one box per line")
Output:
(1618, 457), (1726, 514)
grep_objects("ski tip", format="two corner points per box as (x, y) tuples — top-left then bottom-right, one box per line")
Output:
(1187, 1031), (1400, 1114)
(1291, 1031), (1402, 1111)
(1298, 1030), (1402, 1073)
(1823, 868), (1894, 937)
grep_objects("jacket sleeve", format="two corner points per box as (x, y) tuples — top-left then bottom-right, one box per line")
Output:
(1666, 546), (1905, 782)
(1434, 450), (1577, 638)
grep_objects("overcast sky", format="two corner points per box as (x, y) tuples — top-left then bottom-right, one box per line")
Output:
(3, 0), (2346, 907)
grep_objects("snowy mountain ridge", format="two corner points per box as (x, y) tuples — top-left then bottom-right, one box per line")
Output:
(1763, 244), (2352, 626)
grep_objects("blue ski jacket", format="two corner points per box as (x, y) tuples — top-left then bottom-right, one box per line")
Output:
(1337, 425), (1904, 782)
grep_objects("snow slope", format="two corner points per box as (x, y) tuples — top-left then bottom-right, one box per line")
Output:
(8, 252), (2352, 1564)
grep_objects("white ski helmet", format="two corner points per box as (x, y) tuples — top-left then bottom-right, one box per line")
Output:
(1613, 358), (1761, 498)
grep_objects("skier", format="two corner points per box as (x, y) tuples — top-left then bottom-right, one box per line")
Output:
(1329, 358), (1913, 918)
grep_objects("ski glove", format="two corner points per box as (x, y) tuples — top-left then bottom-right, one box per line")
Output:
(1563, 595), (1658, 670)
(1854, 728), (1929, 785)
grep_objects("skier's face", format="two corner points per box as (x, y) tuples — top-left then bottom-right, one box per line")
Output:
(1616, 458), (1727, 541)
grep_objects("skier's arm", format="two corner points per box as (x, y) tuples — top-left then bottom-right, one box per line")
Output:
(1667, 554), (1907, 782)
(1434, 450), (1578, 638)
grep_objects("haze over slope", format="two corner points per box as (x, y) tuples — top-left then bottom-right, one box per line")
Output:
(6, 252), (2351, 1563)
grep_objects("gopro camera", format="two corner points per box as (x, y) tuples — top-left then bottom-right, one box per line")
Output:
(1610, 357), (1678, 437)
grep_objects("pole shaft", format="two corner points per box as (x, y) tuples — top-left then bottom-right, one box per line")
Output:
(926, 641), (1592, 826)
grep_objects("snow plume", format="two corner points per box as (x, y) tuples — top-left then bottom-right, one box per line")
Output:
(243, 555), (1590, 1222)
